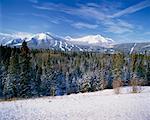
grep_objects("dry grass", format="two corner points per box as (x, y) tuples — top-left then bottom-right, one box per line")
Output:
(100, 80), (108, 90)
(113, 79), (123, 94)
(130, 78), (144, 93)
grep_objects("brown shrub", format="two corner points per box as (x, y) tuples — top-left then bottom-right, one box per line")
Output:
(113, 79), (123, 94)
(130, 77), (143, 93)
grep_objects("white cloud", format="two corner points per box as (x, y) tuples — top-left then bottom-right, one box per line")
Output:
(72, 22), (98, 29)
(32, 13), (73, 24)
(29, 0), (38, 4)
(0, 32), (13, 37)
(0, 32), (34, 39)
(111, 0), (150, 18)
(103, 19), (134, 34)
(33, 2), (135, 34)
(33, 3), (66, 11)
(144, 32), (150, 35)
(33, 3), (108, 21)
(32, 13), (55, 23)
(12, 32), (34, 39)
(106, 25), (132, 34)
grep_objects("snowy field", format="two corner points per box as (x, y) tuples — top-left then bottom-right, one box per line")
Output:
(0, 87), (150, 120)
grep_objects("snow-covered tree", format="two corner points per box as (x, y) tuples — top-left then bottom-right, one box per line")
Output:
(19, 41), (32, 98)
(3, 48), (20, 99)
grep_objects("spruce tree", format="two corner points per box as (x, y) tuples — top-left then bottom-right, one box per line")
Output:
(112, 53), (124, 91)
(3, 48), (20, 99)
(0, 62), (5, 98)
(19, 41), (32, 98)
(35, 65), (42, 96)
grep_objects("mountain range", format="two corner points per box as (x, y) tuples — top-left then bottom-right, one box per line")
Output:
(0, 32), (149, 54)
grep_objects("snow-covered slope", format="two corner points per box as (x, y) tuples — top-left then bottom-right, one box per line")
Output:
(65, 34), (114, 48)
(0, 87), (150, 120)
(1, 32), (149, 53)
(129, 43), (137, 54)
(114, 42), (150, 54)
(0, 33), (17, 45)
(0, 32), (33, 46)
(0, 32), (115, 52)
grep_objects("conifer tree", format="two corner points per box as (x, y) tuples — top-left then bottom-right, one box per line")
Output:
(112, 53), (124, 93)
(0, 62), (5, 98)
(145, 54), (150, 85)
(3, 47), (20, 99)
(35, 65), (42, 96)
(130, 54), (138, 79)
(19, 41), (32, 98)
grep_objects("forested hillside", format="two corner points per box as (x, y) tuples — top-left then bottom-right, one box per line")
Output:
(0, 41), (150, 99)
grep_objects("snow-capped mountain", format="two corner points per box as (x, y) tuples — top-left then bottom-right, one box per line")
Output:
(0, 33), (17, 45)
(65, 34), (114, 48)
(0, 32), (114, 52)
(0, 32), (149, 53)
(114, 42), (150, 54)
(0, 32), (33, 46)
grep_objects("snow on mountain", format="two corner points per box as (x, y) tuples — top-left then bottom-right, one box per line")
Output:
(0, 87), (150, 120)
(114, 42), (150, 54)
(0, 33), (16, 45)
(32, 32), (58, 42)
(53, 40), (58, 47)
(65, 34), (115, 48)
(34, 33), (48, 40)
(129, 43), (136, 54)
(0, 32), (33, 46)
(0, 32), (115, 52)
(59, 41), (65, 51)
(4, 38), (23, 46)
(1, 32), (149, 53)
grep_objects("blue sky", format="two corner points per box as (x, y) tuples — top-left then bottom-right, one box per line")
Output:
(0, 0), (150, 43)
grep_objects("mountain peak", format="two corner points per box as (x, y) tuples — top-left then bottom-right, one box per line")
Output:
(65, 34), (115, 47)
(0, 32), (116, 51)
(34, 33), (47, 40)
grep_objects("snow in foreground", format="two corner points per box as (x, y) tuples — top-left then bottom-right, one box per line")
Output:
(0, 87), (150, 120)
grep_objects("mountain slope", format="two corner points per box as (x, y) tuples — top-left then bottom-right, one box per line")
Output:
(114, 42), (150, 54)
(65, 34), (114, 48)
(0, 32), (149, 53)
(0, 32), (114, 52)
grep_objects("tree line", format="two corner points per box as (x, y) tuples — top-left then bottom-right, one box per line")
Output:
(0, 41), (150, 99)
